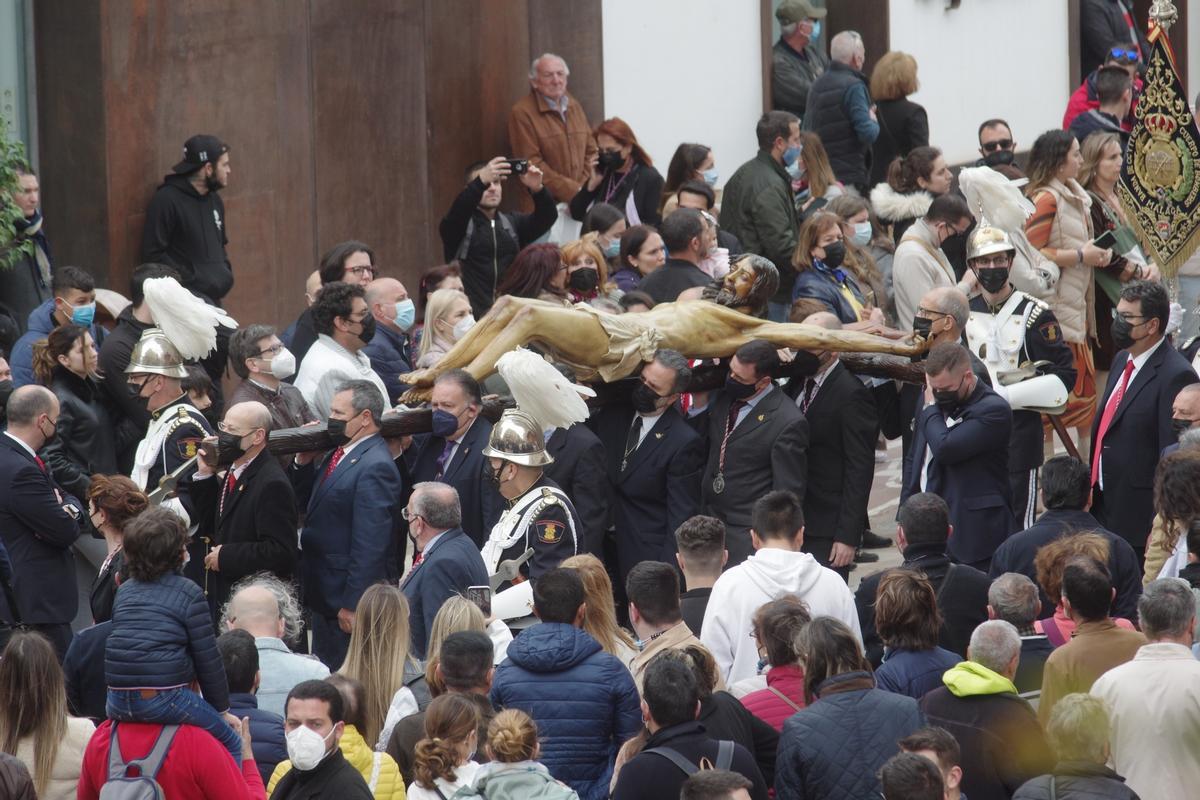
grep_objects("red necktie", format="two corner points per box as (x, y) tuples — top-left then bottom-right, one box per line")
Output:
(403, 551), (424, 583)
(322, 446), (345, 483)
(1091, 359), (1135, 487)
(34, 455), (46, 472)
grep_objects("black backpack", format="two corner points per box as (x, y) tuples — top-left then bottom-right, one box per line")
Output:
(644, 740), (735, 775)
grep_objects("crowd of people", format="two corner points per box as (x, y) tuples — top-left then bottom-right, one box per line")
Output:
(0, 1), (1199, 798)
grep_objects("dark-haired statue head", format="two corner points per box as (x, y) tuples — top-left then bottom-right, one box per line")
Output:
(702, 254), (779, 316)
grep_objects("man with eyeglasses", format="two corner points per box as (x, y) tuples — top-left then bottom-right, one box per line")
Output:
(192, 400), (298, 620)
(228, 324), (315, 467)
(0, 385), (83, 658)
(964, 224), (1075, 527)
(1091, 280), (1199, 564)
(1065, 45), (1143, 133)
(287, 240), (379, 365)
(903, 342), (1016, 571)
(294, 282), (390, 419)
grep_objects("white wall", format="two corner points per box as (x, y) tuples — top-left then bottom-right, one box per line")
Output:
(601, 0), (762, 188)
(889, 0), (1071, 164)
(1189, 7), (1199, 110)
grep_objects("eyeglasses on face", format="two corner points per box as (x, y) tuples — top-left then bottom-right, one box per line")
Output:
(347, 266), (376, 277)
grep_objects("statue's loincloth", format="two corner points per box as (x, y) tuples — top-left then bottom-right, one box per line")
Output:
(546, 303), (665, 383)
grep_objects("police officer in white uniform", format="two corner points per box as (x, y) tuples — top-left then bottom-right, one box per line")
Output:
(965, 223), (1076, 527)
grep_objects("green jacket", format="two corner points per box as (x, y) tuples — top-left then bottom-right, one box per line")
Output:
(718, 150), (798, 302)
(453, 762), (579, 800)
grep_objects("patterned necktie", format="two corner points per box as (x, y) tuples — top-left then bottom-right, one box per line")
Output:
(800, 379), (818, 413)
(322, 446), (345, 483)
(219, 471), (236, 516)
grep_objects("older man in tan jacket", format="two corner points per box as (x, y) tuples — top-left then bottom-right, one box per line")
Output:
(509, 53), (598, 208)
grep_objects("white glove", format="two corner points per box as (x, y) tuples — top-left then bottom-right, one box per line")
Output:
(1168, 302), (1185, 336)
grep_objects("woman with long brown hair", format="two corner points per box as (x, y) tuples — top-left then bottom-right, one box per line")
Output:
(791, 211), (887, 331)
(85, 474), (149, 623)
(32, 324), (129, 500)
(570, 117), (665, 227)
(871, 570), (960, 699)
(494, 243), (571, 306)
(1033, 531), (1136, 646)
(409, 693), (481, 799)
(793, 132), (844, 218)
(0, 631), (95, 799)
(1146, 448), (1200, 583)
(338, 584), (428, 751)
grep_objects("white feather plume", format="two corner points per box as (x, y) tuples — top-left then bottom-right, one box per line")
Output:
(142, 277), (238, 361)
(496, 347), (594, 432)
(958, 166), (1035, 232)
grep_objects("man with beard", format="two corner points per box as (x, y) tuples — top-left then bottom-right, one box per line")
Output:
(439, 156), (556, 318)
(141, 135), (235, 405)
(294, 282), (389, 419)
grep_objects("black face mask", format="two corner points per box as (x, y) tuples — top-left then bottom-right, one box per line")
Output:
(598, 150), (624, 173)
(983, 148), (1016, 167)
(725, 376), (759, 401)
(216, 430), (248, 465)
(39, 417), (57, 446)
(820, 240), (847, 269)
(631, 383), (668, 414)
(974, 267), (1011, 294)
(933, 387), (964, 413)
(131, 380), (153, 412)
(1111, 317), (1138, 351)
(326, 417), (350, 448)
(0, 379), (13, 412)
(483, 460), (504, 489)
(1171, 418), (1194, 437)
(355, 315), (377, 345)
(912, 317), (934, 339)
(569, 268), (600, 293)
(941, 232), (965, 255)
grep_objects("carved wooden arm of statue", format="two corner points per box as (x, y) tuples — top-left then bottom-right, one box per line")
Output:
(399, 254), (930, 403)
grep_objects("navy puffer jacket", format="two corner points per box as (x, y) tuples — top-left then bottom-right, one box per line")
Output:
(775, 671), (925, 800)
(104, 573), (230, 712)
(490, 622), (641, 800)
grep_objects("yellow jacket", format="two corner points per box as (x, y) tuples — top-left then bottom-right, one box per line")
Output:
(268, 725), (406, 800)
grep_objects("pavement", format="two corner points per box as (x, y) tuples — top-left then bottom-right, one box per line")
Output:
(850, 439), (907, 591)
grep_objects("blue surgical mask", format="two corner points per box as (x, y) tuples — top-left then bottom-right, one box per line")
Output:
(702, 167), (720, 187)
(393, 298), (415, 331)
(786, 161), (804, 180)
(70, 302), (96, 328)
(604, 239), (621, 259)
(782, 144), (802, 167)
(852, 221), (873, 247)
(810, 20), (822, 41)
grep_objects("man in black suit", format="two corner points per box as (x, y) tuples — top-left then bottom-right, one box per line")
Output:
(856, 493), (992, 666)
(637, 209), (712, 304)
(406, 370), (500, 547)
(545, 422), (608, 557)
(903, 342), (1016, 571)
(0, 385), (84, 657)
(1091, 281), (1199, 559)
(697, 339), (808, 565)
(989, 455), (1141, 619)
(786, 312), (877, 579)
(589, 349), (704, 583)
(193, 400), (300, 619)
(400, 482), (489, 658)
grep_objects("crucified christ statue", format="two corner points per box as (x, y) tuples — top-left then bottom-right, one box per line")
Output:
(401, 254), (924, 399)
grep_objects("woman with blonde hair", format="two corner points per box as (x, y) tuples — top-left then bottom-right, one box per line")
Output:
(416, 288), (474, 369)
(463, 709), (579, 799)
(1024, 130), (1113, 447)
(1033, 532), (1135, 645)
(409, 693), (481, 799)
(561, 554), (637, 665)
(339, 584), (429, 750)
(0, 631), (95, 799)
(868, 51), (929, 188)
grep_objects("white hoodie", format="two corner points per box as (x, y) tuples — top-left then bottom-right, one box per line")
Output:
(700, 547), (861, 684)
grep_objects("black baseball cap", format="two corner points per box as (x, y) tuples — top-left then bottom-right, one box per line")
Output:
(173, 134), (230, 174)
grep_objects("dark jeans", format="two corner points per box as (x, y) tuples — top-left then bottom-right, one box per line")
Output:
(107, 686), (242, 765)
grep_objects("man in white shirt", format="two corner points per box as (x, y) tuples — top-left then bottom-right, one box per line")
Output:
(1091, 577), (1200, 799)
(701, 489), (859, 684)
(294, 281), (389, 419)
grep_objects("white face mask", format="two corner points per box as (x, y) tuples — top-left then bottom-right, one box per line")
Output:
(452, 315), (477, 342)
(286, 725), (335, 771)
(269, 348), (297, 380)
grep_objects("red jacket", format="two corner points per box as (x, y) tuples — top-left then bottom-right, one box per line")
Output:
(77, 720), (266, 800)
(740, 663), (807, 731)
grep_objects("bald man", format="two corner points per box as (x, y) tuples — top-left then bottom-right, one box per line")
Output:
(193, 400), (299, 618)
(785, 312), (877, 578)
(0, 385), (83, 656)
(362, 276), (414, 404)
(224, 580), (328, 716)
(1170, 384), (1200, 442)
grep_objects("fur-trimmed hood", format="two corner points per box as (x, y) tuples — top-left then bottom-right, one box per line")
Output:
(870, 183), (933, 223)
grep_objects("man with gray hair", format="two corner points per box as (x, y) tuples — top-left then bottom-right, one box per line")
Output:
(222, 575), (329, 717)
(921, 620), (1054, 800)
(291, 379), (401, 667)
(770, 0), (829, 120)
(987, 573), (1053, 701)
(1091, 577), (1200, 798)
(508, 53), (597, 211)
(400, 481), (488, 658)
(590, 348), (703, 586)
(802, 30), (878, 193)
